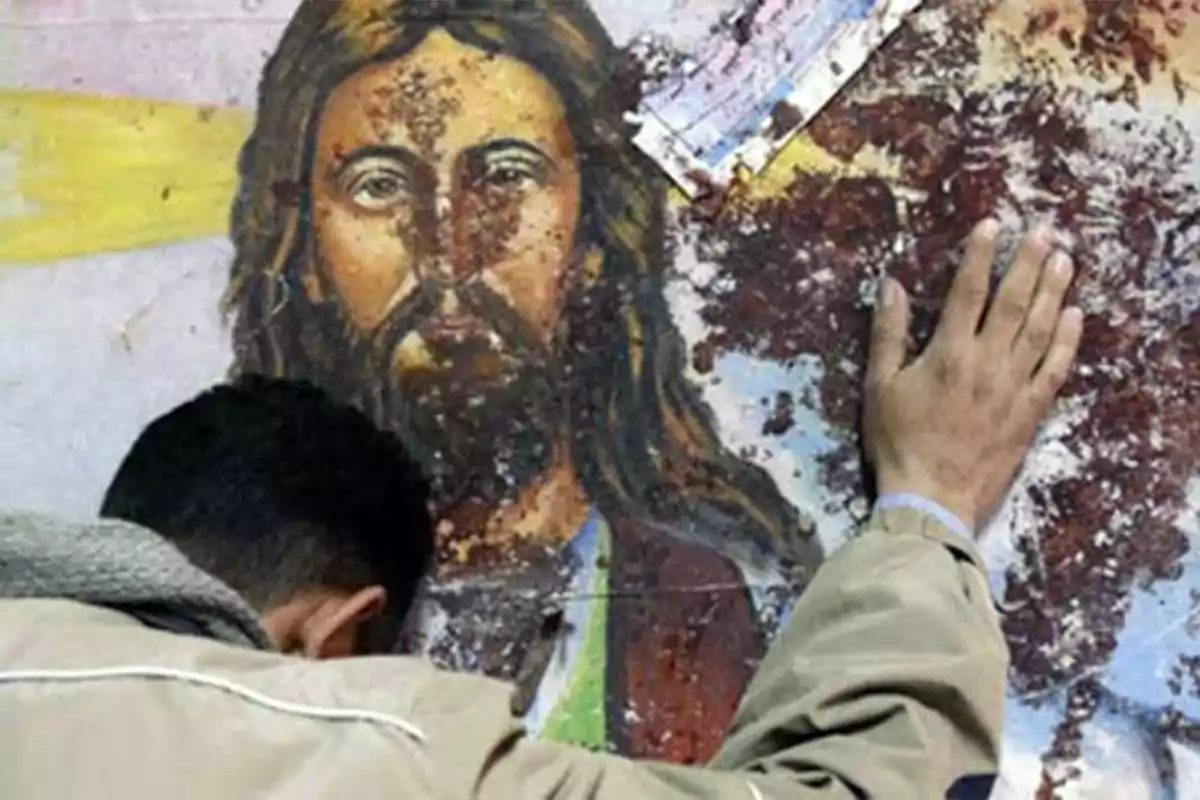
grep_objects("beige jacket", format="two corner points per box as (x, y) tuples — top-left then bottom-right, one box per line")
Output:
(0, 507), (1007, 799)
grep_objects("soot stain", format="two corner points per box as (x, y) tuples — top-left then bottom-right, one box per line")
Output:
(767, 100), (805, 141)
(681, 0), (1200, 789)
(1018, 0), (1196, 101)
(761, 391), (796, 436)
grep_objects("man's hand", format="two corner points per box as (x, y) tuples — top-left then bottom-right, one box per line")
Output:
(864, 219), (1084, 535)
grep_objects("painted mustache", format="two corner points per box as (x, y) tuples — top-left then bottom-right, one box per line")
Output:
(369, 278), (550, 367)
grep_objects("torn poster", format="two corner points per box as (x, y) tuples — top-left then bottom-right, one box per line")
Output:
(631, 0), (925, 195)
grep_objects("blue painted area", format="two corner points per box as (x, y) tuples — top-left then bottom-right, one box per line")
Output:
(703, 0), (878, 166)
(1102, 559), (1200, 720)
(1079, 695), (1195, 798)
(706, 73), (799, 165)
(707, 351), (846, 632)
(845, 0), (875, 21)
(1002, 691), (1063, 749)
(711, 351), (840, 461)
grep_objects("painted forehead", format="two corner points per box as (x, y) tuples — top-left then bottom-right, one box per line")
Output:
(316, 30), (575, 163)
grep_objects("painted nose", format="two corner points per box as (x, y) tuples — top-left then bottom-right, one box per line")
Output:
(420, 192), (457, 287)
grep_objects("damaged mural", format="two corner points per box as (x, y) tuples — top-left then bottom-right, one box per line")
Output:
(1, 0), (1198, 797)
(221, 1), (818, 759)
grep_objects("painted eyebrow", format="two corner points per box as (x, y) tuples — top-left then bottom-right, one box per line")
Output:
(332, 144), (421, 179)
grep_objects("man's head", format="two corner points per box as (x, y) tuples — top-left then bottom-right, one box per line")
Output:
(226, 0), (818, 577)
(100, 376), (433, 658)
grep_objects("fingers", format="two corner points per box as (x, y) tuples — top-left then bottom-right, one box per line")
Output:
(1028, 306), (1084, 411)
(974, 306), (1082, 525)
(1012, 251), (1075, 376)
(867, 277), (911, 385)
(936, 218), (999, 343)
(981, 228), (1055, 348)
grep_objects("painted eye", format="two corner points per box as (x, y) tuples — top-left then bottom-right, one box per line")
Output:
(478, 153), (549, 191)
(345, 163), (411, 210)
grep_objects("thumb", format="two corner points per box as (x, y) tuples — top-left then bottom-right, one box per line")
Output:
(867, 277), (910, 384)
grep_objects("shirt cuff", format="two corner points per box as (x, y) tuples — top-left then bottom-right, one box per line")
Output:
(874, 493), (974, 542)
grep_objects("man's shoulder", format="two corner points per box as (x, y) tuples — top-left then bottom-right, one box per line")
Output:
(0, 598), (519, 714)
(0, 598), (528, 798)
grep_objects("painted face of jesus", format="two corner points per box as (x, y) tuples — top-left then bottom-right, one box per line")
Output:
(306, 29), (586, 534)
(311, 29), (583, 376)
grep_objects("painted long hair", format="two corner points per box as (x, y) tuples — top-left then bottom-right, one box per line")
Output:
(224, 0), (822, 576)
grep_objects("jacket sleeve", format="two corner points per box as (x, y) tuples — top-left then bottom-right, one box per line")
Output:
(474, 506), (1009, 800)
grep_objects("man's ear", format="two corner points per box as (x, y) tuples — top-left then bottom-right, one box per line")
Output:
(299, 586), (388, 659)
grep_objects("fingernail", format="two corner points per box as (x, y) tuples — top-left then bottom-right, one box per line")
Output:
(879, 278), (895, 307)
(977, 218), (1000, 238)
(1051, 252), (1073, 278)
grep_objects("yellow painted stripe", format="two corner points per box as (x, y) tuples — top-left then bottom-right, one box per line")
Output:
(0, 89), (880, 266)
(0, 91), (250, 264)
(667, 132), (890, 206)
(751, 131), (858, 195)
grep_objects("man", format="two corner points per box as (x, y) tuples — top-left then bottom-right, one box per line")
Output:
(0, 219), (1083, 798)
(223, 0), (819, 758)
(5, 376), (435, 659)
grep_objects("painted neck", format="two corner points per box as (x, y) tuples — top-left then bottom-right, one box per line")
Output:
(434, 439), (591, 576)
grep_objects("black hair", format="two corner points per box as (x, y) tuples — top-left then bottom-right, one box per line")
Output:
(100, 375), (433, 649)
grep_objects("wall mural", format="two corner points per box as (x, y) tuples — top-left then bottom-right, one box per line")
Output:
(1, 0), (1198, 796)
(221, 1), (821, 759)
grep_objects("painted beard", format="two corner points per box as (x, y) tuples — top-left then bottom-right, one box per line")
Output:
(307, 275), (565, 513)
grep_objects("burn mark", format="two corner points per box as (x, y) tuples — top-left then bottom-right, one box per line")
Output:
(684, 0), (1200, 789)
(611, 48), (650, 114)
(732, 0), (765, 47)
(761, 391), (795, 436)
(692, 340), (716, 375)
(1019, 0), (1195, 100)
(1025, 9), (1061, 40)
(368, 66), (463, 160)
(767, 100), (805, 141)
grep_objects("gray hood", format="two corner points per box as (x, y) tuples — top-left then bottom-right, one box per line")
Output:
(0, 510), (273, 650)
